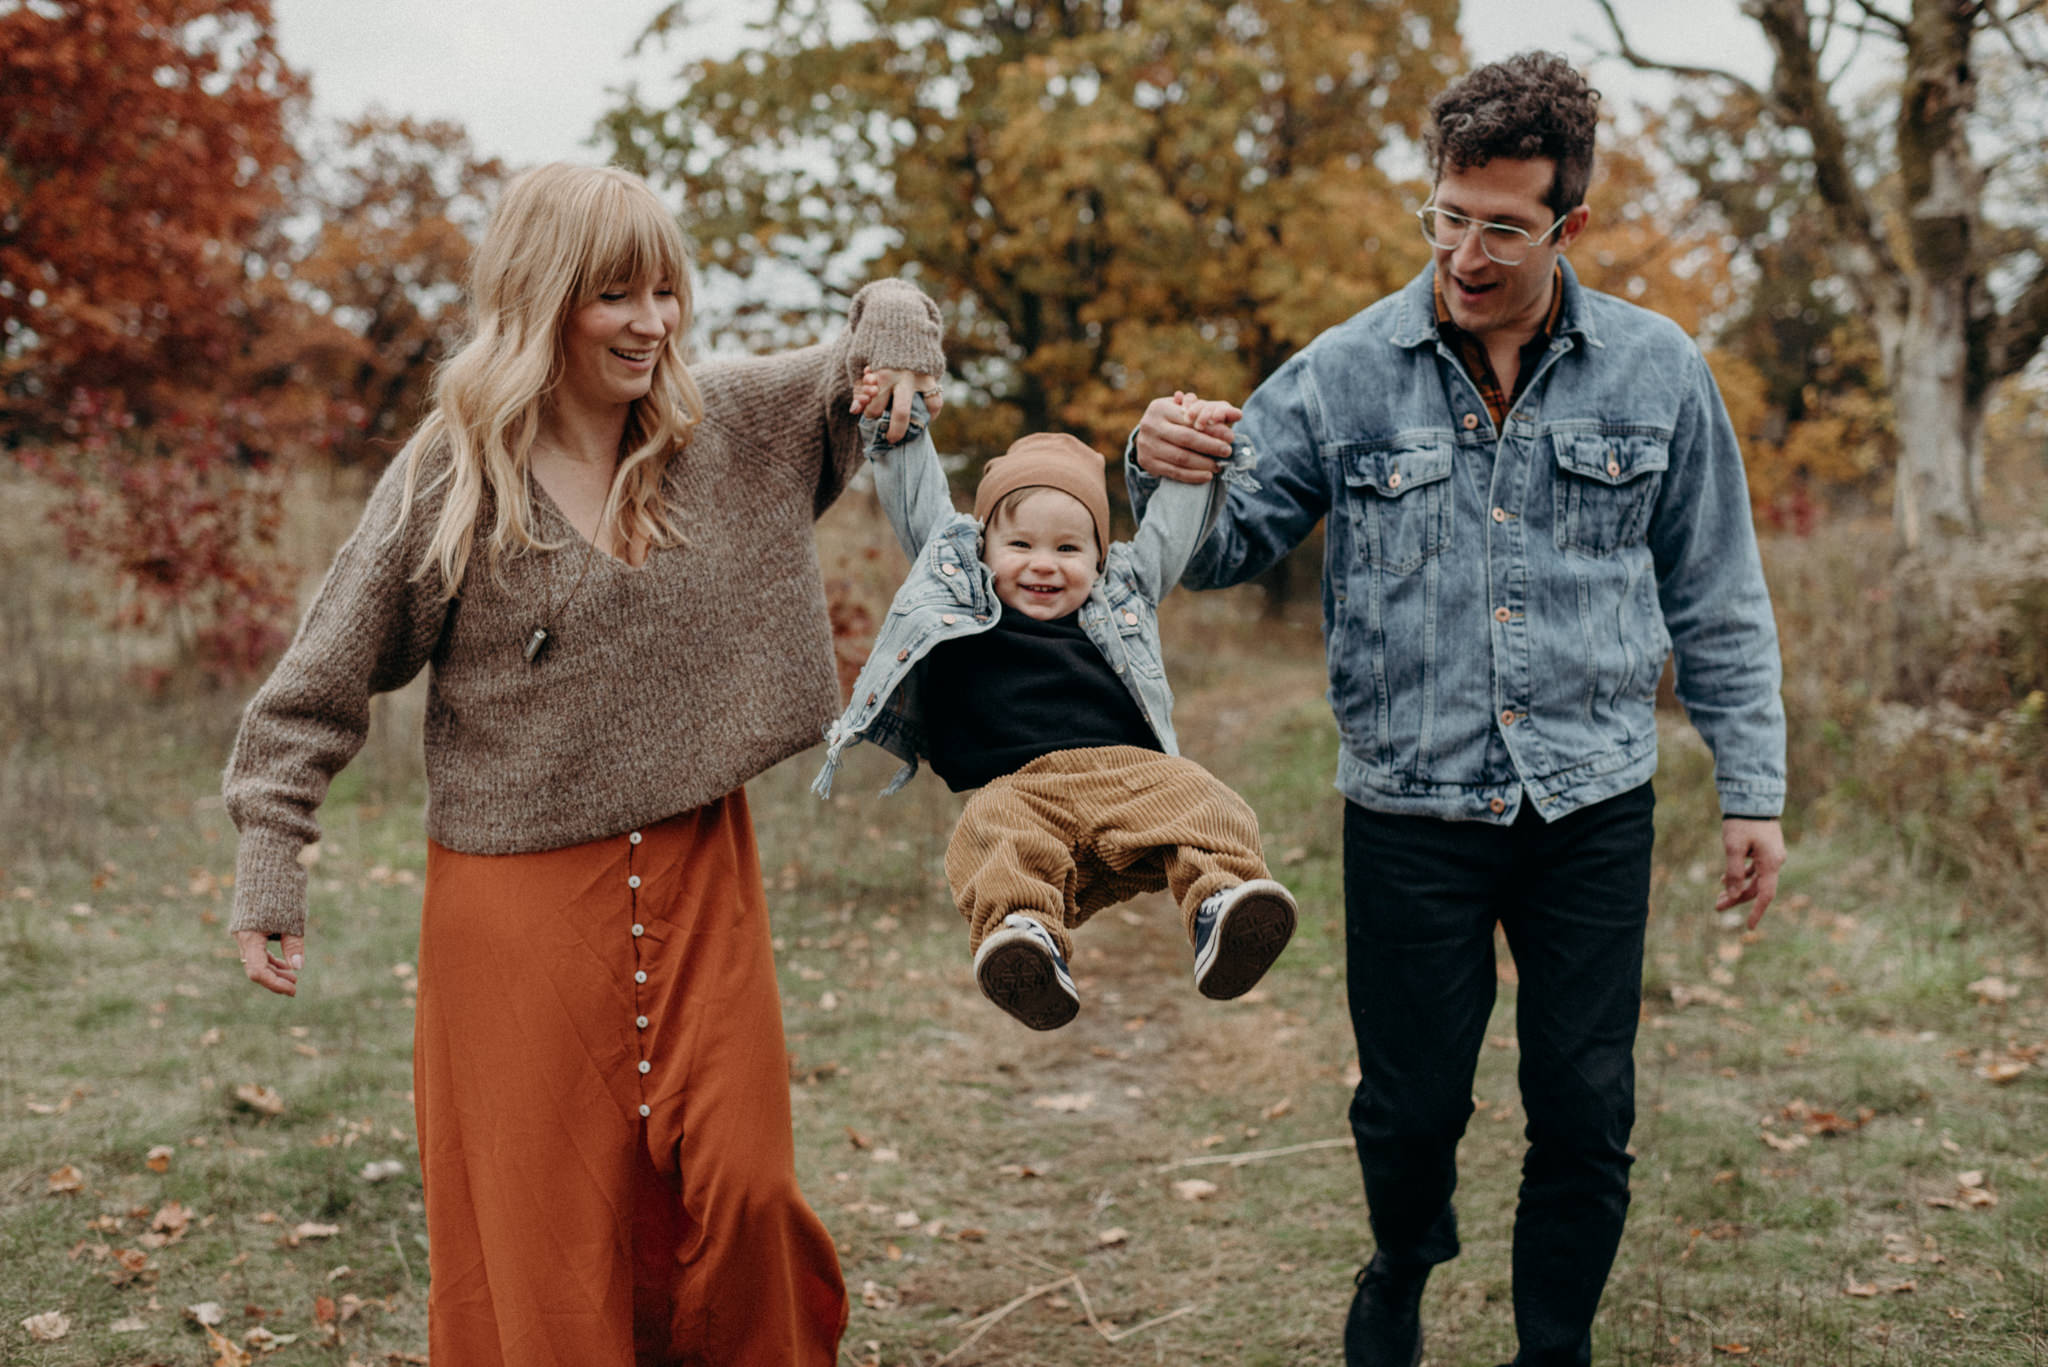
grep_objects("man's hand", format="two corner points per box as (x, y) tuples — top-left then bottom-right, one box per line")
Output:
(1716, 818), (1785, 930)
(234, 929), (304, 997)
(1134, 391), (1240, 485)
(854, 367), (943, 443)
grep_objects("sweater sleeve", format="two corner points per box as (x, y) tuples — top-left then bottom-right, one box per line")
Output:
(222, 457), (453, 936)
(690, 277), (946, 520)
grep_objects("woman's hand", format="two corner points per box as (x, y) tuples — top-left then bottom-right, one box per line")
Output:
(854, 368), (943, 443)
(234, 929), (304, 997)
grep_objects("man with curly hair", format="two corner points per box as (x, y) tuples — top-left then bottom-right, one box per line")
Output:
(1130, 52), (1787, 1367)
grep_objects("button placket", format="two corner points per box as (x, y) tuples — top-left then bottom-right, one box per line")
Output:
(627, 830), (654, 1121)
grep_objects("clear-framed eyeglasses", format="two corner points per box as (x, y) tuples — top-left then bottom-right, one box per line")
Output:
(1416, 205), (1569, 266)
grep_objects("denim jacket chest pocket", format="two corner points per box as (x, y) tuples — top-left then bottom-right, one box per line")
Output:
(891, 533), (985, 614)
(1100, 574), (1164, 679)
(1339, 439), (1455, 574)
(1550, 433), (1669, 557)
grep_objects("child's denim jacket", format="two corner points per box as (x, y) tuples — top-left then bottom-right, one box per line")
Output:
(812, 399), (1238, 798)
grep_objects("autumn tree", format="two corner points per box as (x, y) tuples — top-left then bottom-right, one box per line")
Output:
(603, 0), (1459, 465)
(287, 113), (508, 468)
(1595, 0), (2048, 551)
(0, 0), (304, 428)
(2, 0), (307, 677)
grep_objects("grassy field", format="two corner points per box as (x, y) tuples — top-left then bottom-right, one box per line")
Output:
(3, 478), (2046, 1365)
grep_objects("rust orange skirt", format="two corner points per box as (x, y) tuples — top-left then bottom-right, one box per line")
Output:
(414, 790), (847, 1366)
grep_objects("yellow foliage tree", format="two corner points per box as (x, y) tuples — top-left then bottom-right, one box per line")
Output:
(606, 0), (1459, 465)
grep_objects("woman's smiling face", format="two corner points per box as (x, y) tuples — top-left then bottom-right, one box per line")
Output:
(558, 277), (681, 411)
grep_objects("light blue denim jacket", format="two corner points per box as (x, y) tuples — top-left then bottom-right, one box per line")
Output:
(813, 400), (1229, 798)
(1129, 261), (1786, 824)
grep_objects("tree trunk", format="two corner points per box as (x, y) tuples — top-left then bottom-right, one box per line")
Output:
(1883, 0), (1987, 549)
(1887, 279), (1985, 548)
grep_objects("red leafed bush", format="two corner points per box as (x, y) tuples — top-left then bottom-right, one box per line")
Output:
(18, 388), (297, 685)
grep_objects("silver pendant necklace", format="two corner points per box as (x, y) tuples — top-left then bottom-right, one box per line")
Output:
(525, 534), (601, 664)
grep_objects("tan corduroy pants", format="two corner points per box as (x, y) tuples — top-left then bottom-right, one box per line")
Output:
(945, 745), (1271, 960)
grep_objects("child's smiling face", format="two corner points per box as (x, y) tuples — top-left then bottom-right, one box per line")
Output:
(983, 488), (1100, 621)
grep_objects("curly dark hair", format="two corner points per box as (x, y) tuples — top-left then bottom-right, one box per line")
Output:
(1425, 52), (1601, 216)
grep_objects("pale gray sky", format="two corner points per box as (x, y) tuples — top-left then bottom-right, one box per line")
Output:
(270, 0), (1773, 173)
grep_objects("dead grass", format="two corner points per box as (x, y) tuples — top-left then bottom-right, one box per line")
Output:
(3, 474), (2046, 1364)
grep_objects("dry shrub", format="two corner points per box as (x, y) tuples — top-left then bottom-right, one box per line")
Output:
(1768, 520), (2048, 924)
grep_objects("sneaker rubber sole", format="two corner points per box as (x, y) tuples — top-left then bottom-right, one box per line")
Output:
(1196, 879), (1297, 1001)
(974, 927), (1079, 1030)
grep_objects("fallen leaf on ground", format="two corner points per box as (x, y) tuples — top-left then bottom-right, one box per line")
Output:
(1759, 1131), (1809, 1153)
(287, 1222), (341, 1245)
(1031, 1092), (1094, 1113)
(20, 1311), (70, 1341)
(146, 1144), (174, 1173)
(153, 1201), (194, 1239)
(359, 1160), (405, 1182)
(110, 1314), (147, 1331)
(1965, 975), (2020, 1003)
(232, 1084), (285, 1117)
(205, 1322), (252, 1367)
(891, 1211), (920, 1229)
(1097, 1227), (1128, 1247)
(1714, 1347), (1751, 1357)
(1264, 1096), (1293, 1120)
(1172, 1178), (1219, 1201)
(1844, 1276), (1880, 1298)
(186, 1301), (226, 1325)
(46, 1163), (84, 1194)
(1976, 1059), (2029, 1085)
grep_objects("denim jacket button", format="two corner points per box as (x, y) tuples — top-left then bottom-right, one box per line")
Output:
(1123, 611), (1138, 625)
(1462, 413), (1479, 430)
(1499, 709), (1518, 727)
(866, 692), (878, 706)
(941, 614), (957, 625)
(941, 563), (957, 576)
(896, 649), (910, 662)
(1607, 460), (1621, 477)
(1388, 471), (1402, 489)
(1490, 797), (1507, 814)
(1492, 507), (1507, 523)
(1493, 606), (1511, 622)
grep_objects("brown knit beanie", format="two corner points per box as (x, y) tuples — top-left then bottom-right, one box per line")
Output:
(973, 433), (1111, 567)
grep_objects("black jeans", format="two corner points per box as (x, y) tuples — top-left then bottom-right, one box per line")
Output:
(1343, 784), (1655, 1367)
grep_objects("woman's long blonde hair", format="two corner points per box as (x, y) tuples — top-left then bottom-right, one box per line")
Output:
(397, 163), (704, 596)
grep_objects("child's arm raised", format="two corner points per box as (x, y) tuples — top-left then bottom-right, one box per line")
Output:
(1126, 394), (1236, 603)
(853, 370), (955, 559)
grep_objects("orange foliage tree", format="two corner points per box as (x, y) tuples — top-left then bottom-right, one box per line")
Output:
(2, 0), (310, 678)
(287, 113), (508, 469)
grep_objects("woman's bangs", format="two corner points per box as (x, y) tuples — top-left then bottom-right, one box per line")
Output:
(581, 185), (687, 297)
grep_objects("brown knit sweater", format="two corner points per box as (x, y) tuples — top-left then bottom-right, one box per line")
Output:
(223, 279), (945, 936)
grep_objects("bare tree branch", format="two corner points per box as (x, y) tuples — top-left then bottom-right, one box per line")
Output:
(1739, 0), (1903, 311)
(1845, 0), (1911, 37)
(1587, 0), (1770, 102)
(1982, 0), (2048, 73)
(1990, 258), (2048, 381)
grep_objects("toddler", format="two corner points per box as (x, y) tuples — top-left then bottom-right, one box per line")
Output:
(813, 376), (1295, 1030)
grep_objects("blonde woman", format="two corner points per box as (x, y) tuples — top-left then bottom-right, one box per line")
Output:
(222, 163), (944, 1366)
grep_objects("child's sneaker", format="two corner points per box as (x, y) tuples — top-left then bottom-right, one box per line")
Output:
(973, 913), (1079, 1030)
(1192, 879), (1297, 1000)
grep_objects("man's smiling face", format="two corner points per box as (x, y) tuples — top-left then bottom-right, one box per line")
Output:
(1431, 156), (1587, 344)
